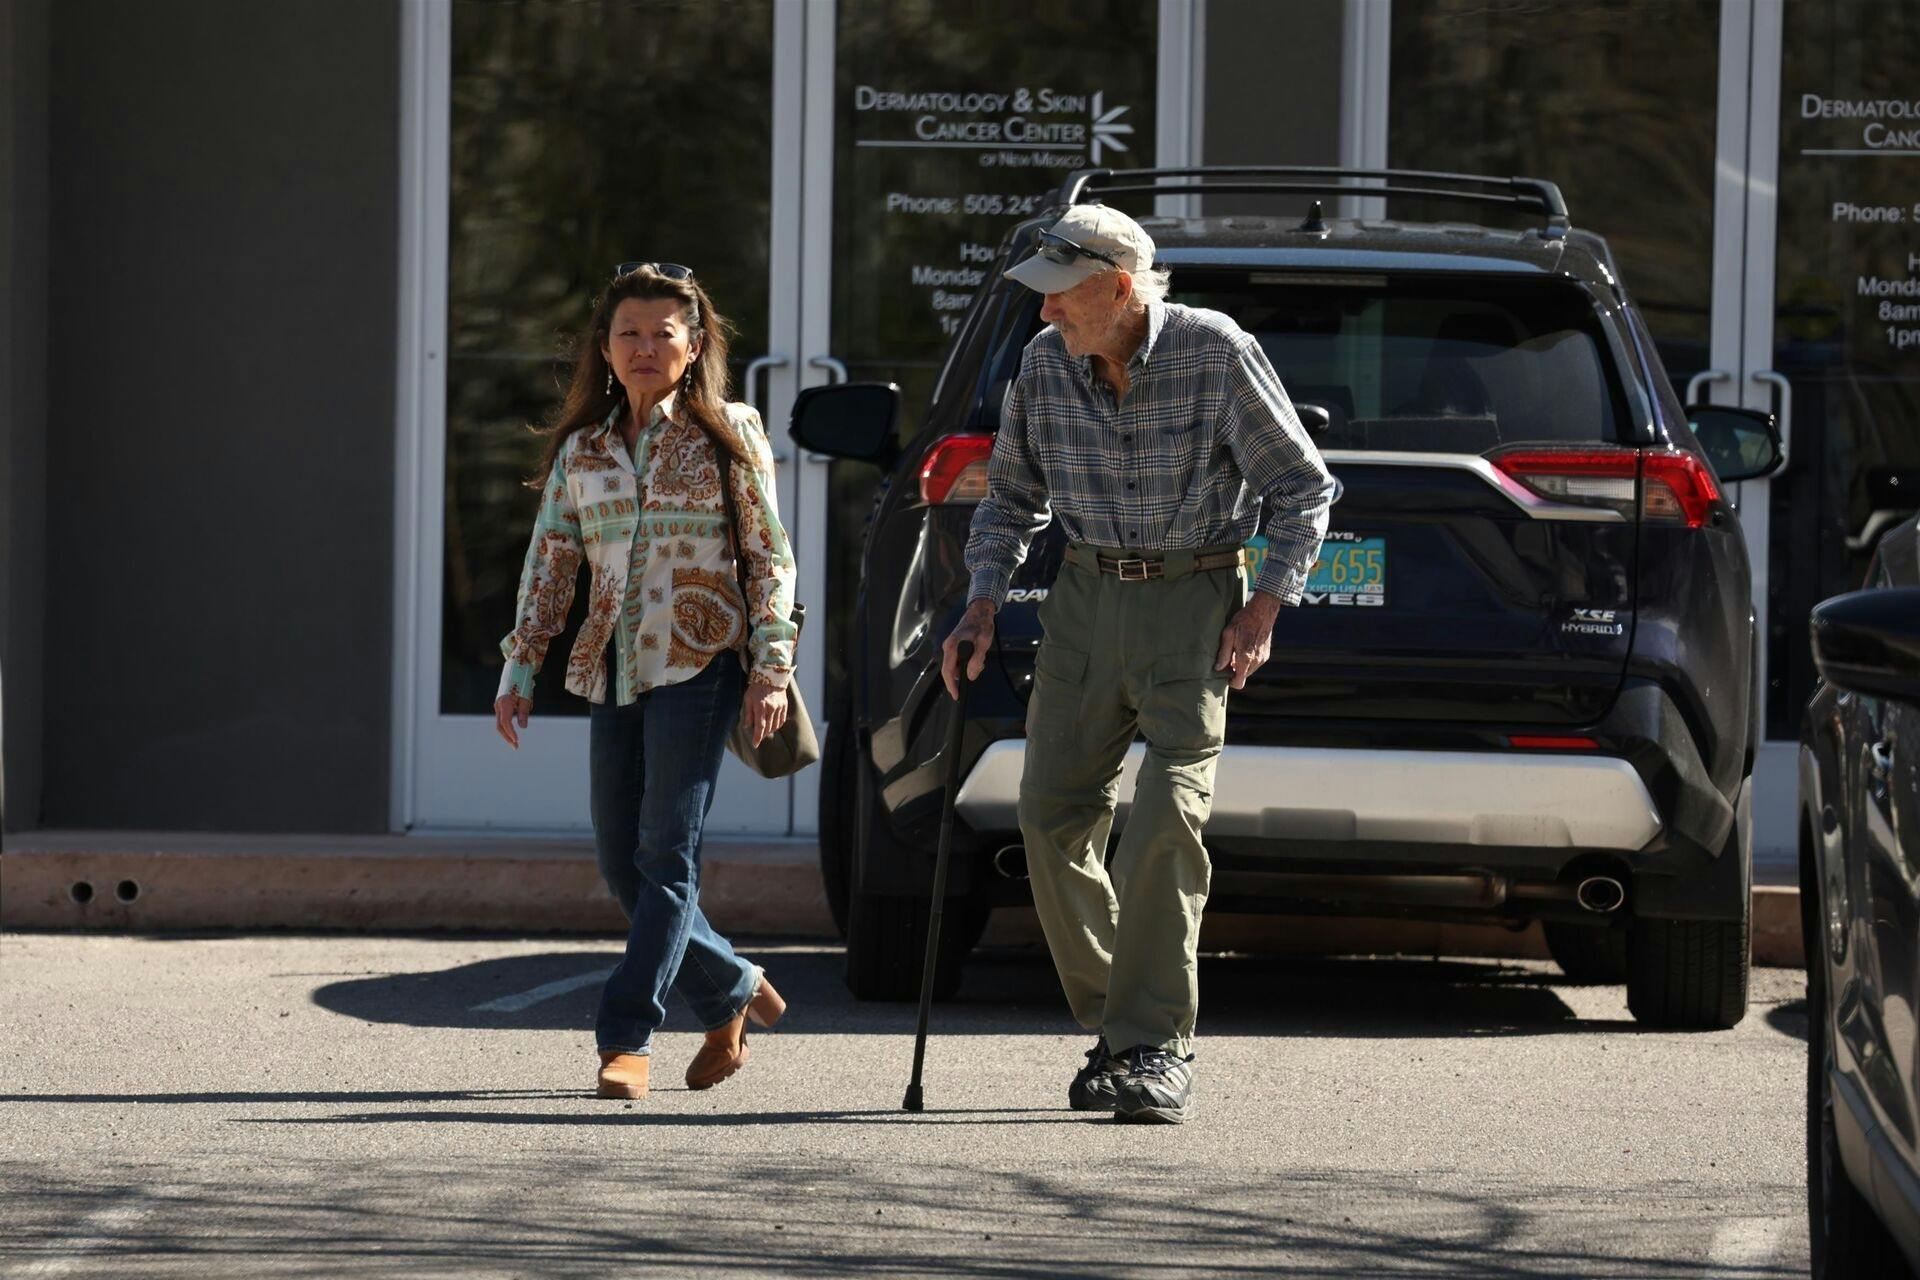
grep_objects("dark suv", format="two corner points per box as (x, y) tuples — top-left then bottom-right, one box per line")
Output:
(792, 167), (1784, 1028)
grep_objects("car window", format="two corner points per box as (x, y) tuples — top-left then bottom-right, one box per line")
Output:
(1136, 272), (1627, 453)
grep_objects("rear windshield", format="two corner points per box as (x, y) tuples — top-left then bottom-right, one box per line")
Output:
(1159, 273), (1627, 452)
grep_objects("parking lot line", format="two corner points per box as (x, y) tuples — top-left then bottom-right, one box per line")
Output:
(469, 966), (614, 1013)
(1705, 1216), (1794, 1269)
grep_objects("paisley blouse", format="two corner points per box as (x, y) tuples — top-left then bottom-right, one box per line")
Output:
(497, 397), (798, 706)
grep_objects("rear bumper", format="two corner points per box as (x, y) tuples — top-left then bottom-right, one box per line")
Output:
(861, 671), (1742, 921)
(955, 742), (1661, 849)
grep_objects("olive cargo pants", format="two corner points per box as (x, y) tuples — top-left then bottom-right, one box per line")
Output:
(1017, 543), (1244, 1056)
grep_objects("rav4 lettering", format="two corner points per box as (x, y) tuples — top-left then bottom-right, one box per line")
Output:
(1299, 592), (1386, 607)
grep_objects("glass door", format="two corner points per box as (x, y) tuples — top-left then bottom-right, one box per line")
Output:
(401, 0), (805, 832)
(796, 0), (1166, 834)
(1688, 0), (1920, 858)
(1756, 0), (1920, 739)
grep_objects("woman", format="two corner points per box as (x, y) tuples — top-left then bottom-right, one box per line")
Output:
(494, 263), (797, 1100)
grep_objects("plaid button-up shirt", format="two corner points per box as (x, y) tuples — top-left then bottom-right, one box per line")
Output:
(965, 300), (1335, 606)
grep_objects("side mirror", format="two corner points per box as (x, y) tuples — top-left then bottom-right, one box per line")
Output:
(1687, 404), (1782, 483)
(1811, 588), (1920, 703)
(1297, 403), (1332, 437)
(789, 382), (902, 466)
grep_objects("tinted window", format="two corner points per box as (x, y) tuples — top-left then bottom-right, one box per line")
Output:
(1170, 274), (1625, 453)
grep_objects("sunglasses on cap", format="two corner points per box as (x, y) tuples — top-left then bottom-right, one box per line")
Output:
(1033, 229), (1120, 270)
(612, 261), (693, 281)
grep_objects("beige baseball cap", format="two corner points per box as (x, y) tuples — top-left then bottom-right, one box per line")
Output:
(1004, 205), (1157, 295)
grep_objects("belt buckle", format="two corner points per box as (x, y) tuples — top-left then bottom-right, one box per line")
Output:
(1115, 558), (1152, 581)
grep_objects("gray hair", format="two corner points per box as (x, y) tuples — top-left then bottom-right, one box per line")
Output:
(1125, 265), (1172, 305)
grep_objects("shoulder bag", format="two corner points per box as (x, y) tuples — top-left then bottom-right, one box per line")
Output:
(707, 432), (821, 778)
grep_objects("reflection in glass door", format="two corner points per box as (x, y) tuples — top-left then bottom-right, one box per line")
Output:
(404, 0), (796, 832)
(813, 0), (1164, 728)
(1764, 0), (1920, 737)
(1385, 0), (1723, 387)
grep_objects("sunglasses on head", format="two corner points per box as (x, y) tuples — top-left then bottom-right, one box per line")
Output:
(1033, 229), (1120, 269)
(612, 261), (694, 281)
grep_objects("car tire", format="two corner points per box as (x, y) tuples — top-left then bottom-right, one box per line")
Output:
(817, 689), (855, 939)
(1807, 913), (1909, 1277)
(1542, 922), (1629, 984)
(844, 888), (985, 1002)
(1626, 778), (1752, 1029)
(839, 722), (992, 1002)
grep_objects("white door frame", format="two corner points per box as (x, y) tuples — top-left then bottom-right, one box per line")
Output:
(392, 0), (812, 835)
(1340, 0), (1391, 220)
(394, 0), (1196, 834)
(1703, 1), (1796, 860)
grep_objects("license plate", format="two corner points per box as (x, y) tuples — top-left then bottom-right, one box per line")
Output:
(1247, 532), (1387, 607)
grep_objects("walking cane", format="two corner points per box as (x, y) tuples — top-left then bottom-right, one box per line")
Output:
(903, 639), (972, 1113)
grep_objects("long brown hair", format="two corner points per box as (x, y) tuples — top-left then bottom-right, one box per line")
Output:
(528, 266), (747, 486)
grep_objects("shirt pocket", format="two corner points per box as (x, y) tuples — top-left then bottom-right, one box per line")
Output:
(1135, 416), (1212, 494)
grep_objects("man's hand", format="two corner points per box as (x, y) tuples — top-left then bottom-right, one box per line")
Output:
(1215, 590), (1285, 690)
(941, 599), (997, 699)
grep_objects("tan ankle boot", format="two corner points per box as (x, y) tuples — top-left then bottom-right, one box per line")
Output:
(685, 1016), (749, 1090)
(685, 971), (786, 1090)
(596, 1050), (650, 1099)
(746, 972), (786, 1029)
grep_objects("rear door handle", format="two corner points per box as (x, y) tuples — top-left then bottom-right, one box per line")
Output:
(1751, 370), (1792, 472)
(743, 354), (793, 463)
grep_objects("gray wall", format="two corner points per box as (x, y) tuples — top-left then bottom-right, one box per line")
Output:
(1, 0), (50, 833)
(38, 0), (399, 831)
(1202, 0), (1345, 215)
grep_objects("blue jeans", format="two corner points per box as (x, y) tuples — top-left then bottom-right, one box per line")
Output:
(589, 653), (758, 1055)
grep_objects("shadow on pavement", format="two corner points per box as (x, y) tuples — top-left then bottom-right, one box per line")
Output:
(0, 1157), (1807, 1279)
(235, 1107), (1092, 1129)
(308, 944), (1610, 1039)
(0, 1089), (576, 1106)
(1765, 996), (1810, 1043)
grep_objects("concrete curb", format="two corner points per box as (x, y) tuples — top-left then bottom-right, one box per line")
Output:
(0, 833), (1803, 967)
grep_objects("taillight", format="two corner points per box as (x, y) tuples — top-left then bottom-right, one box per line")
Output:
(920, 433), (995, 504)
(1491, 447), (1720, 528)
(1638, 449), (1721, 527)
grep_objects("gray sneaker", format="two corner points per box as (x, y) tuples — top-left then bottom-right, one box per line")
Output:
(1067, 1037), (1128, 1111)
(1113, 1046), (1196, 1124)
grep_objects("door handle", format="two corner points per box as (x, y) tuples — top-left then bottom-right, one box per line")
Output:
(1751, 370), (1792, 472)
(1685, 368), (1731, 406)
(743, 354), (793, 463)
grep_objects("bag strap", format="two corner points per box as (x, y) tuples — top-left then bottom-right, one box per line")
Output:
(697, 424), (758, 629)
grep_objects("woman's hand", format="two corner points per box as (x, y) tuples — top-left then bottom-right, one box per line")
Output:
(494, 693), (531, 749)
(743, 683), (789, 748)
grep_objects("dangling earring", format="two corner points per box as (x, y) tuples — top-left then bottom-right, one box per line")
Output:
(605, 368), (613, 395)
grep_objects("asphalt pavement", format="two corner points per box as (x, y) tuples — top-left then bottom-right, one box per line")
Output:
(0, 932), (1810, 1278)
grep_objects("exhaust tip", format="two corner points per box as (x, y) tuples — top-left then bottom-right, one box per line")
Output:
(1575, 875), (1625, 914)
(992, 845), (1028, 881)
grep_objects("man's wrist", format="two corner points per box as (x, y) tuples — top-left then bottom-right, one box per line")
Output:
(1244, 590), (1285, 624)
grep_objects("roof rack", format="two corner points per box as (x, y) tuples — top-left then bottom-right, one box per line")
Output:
(1056, 166), (1571, 238)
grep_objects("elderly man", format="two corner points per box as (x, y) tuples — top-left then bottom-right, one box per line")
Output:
(942, 205), (1334, 1124)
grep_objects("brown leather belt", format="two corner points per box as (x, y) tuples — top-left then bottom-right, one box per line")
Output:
(1068, 544), (1247, 581)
